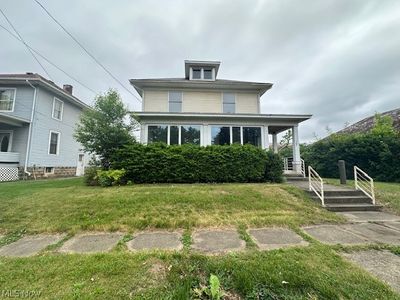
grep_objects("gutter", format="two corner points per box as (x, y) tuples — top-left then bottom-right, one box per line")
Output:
(24, 79), (37, 177)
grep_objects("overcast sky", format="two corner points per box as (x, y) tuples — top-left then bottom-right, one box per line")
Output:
(1, 0), (400, 142)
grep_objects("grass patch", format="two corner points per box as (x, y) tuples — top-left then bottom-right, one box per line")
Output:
(0, 178), (342, 234)
(0, 246), (397, 299)
(324, 178), (400, 214)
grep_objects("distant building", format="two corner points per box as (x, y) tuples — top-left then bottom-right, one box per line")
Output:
(0, 73), (88, 181)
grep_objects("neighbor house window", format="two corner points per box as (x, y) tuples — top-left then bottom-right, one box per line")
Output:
(243, 127), (262, 147)
(48, 131), (60, 155)
(45, 167), (54, 174)
(211, 126), (230, 145)
(168, 92), (182, 112)
(0, 88), (16, 111)
(52, 98), (64, 120)
(148, 125), (168, 143)
(223, 93), (235, 113)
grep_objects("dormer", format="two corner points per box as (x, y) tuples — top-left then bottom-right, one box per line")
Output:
(184, 60), (220, 81)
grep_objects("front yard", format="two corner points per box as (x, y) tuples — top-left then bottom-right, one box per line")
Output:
(0, 178), (399, 299)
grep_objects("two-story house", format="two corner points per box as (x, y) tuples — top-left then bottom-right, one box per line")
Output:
(130, 60), (311, 174)
(0, 73), (88, 181)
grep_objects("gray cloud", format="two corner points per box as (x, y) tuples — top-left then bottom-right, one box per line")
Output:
(1, 0), (400, 141)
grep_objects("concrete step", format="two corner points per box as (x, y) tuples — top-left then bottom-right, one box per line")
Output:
(286, 177), (307, 182)
(324, 203), (382, 212)
(307, 190), (365, 197)
(311, 195), (372, 204)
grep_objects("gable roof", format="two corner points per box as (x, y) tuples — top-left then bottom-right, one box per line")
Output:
(129, 77), (273, 97)
(0, 73), (90, 109)
(337, 108), (400, 134)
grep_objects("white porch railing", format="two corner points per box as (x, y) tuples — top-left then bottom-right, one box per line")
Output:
(354, 166), (375, 205)
(308, 166), (324, 206)
(0, 152), (20, 163)
(283, 157), (306, 177)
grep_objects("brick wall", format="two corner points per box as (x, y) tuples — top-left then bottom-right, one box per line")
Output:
(19, 166), (77, 180)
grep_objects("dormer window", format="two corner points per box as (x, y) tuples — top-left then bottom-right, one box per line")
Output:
(190, 67), (215, 80)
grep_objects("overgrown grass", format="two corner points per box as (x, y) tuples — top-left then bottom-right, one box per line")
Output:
(0, 178), (342, 234)
(0, 246), (397, 299)
(325, 178), (400, 214)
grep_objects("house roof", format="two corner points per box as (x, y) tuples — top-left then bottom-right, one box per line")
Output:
(129, 78), (273, 97)
(0, 73), (90, 109)
(337, 107), (400, 134)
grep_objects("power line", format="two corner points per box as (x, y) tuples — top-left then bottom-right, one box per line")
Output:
(0, 7), (53, 80)
(0, 23), (97, 95)
(33, 0), (142, 104)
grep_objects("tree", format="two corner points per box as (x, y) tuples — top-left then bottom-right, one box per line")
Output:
(74, 89), (136, 167)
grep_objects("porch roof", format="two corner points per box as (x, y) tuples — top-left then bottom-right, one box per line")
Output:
(0, 113), (30, 127)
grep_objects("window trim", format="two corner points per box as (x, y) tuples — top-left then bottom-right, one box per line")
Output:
(0, 130), (14, 152)
(210, 125), (262, 147)
(222, 92), (236, 114)
(44, 167), (54, 175)
(0, 87), (17, 112)
(168, 91), (183, 113)
(189, 67), (215, 81)
(52, 97), (64, 121)
(48, 130), (61, 156)
(147, 124), (202, 145)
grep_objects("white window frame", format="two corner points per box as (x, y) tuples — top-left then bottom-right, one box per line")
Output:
(48, 130), (61, 155)
(210, 125), (262, 147)
(147, 124), (202, 145)
(222, 92), (236, 114)
(52, 97), (64, 121)
(168, 91), (183, 113)
(189, 67), (215, 81)
(0, 130), (14, 152)
(0, 87), (17, 112)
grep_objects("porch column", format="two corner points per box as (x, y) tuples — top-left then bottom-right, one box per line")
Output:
(272, 133), (278, 153)
(292, 125), (301, 173)
(263, 126), (269, 149)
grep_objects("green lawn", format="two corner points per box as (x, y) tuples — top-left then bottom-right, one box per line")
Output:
(0, 178), (341, 234)
(0, 178), (399, 299)
(324, 178), (400, 214)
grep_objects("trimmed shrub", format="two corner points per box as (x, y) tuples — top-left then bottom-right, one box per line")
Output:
(110, 143), (282, 183)
(96, 169), (126, 187)
(264, 152), (283, 183)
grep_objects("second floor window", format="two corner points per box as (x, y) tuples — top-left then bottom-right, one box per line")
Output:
(169, 91), (182, 112)
(52, 98), (64, 120)
(0, 88), (16, 111)
(48, 131), (60, 155)
(223, 93), (235, 113)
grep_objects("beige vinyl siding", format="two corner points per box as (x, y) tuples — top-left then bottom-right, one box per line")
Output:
(144, 90), (168, 112)
(183, 91), (221, 113)
(236, 93), (259, 114)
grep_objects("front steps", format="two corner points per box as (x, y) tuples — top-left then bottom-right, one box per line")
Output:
(285, 176), (382, 212)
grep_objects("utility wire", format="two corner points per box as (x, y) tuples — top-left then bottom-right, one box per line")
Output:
(0, 8), (53, 80)
(0, 24), (98, 95)
(33, 0), (142, 104)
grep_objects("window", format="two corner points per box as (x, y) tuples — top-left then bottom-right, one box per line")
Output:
(203, 69), (213, 80)
(0, 131), (12, 152)
(211, 126), (230, 145)
(148, 125), (168, 143)
(192, 68), (201, 79)
(0, 88), (16, 111)
(223, 93), (235, 113)
(45, 167), (54, 174)
(168, 92), (182, 112)
(243, 127), (262, 147)
(181, 125), (201, 145)
(232, 127), (241, 144)
(170, 126), (179, 145)
(52, 98), (64, 120)
(48, 131), (60, 155)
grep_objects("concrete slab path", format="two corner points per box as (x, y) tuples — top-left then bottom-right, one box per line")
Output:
(127, 231), (182, 251)
(303, 225), (369, 245)
(0, 234), (65, 257)
(338, 211), (400, 223)
(343, 250), (400, 293)
(383, 222), (400, 231)
(59, 232), (123, 254)
(248, 228), (308, 250)
(343, 223), (400, 245)
(192, 229), (245, 254)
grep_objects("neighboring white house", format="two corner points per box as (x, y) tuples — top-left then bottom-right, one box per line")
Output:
(0, 73), (88, 181)
(130, 60), (311, 174)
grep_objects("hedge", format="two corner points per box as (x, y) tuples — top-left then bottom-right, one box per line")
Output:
(110, 143), (283, 183)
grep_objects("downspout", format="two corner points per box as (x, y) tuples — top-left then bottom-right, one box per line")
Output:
(24, 79), (37, 177)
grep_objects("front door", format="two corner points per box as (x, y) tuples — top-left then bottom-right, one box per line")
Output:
(0, 131), (12, 152)
(76, 153), (85, 176)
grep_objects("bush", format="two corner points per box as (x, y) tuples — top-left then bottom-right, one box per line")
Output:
(96, 169), (126, 187)
(110, 143), (282, 183)
(264, 152), (283, 183)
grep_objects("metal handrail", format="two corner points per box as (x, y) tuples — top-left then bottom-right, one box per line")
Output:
(354, 166), (375, 205)
(308, 166), (324, 206)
